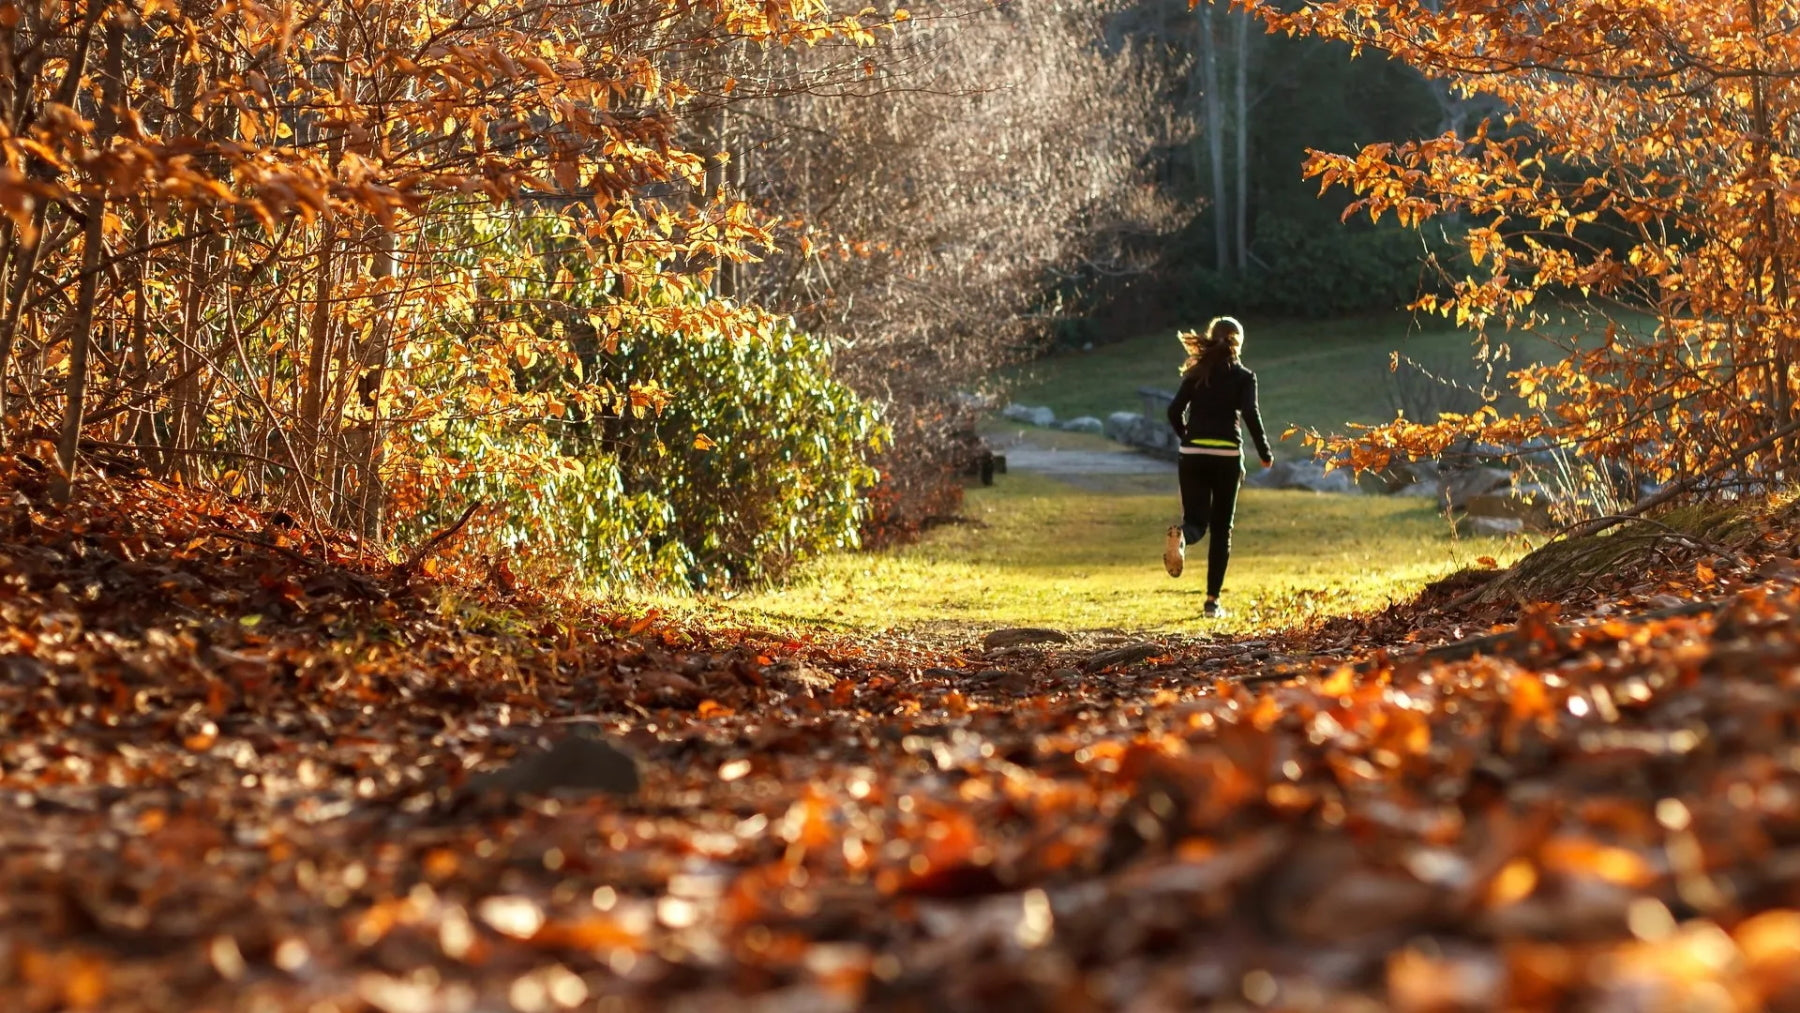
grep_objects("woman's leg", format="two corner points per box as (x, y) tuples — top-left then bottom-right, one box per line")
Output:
(1203, 457), (1242, 599)
(1178, 455), (1214, 548)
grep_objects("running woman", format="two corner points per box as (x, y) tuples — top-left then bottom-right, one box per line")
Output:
(1163, 316), (1273, 617)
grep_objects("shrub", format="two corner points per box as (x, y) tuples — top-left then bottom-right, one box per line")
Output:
(392, 210), (882, 590)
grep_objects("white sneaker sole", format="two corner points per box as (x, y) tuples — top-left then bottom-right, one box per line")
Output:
(1163, 526), (1184, 578)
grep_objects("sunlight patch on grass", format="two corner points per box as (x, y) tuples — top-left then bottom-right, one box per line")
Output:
(727, 471), (1518, 636)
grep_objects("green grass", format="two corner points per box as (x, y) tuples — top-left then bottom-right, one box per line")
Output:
(725, 470), (1516, 636)
(707, 311), (1638, 638)
(1006, 313), (1587, 443)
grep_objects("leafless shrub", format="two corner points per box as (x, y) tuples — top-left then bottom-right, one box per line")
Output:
(708, 0), (1196, 533)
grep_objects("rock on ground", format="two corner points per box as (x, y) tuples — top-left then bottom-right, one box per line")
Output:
(464, 733), (642, 798)
(983, 627), (1073, 650)
(1464, 515), (1525, 536)
(1245, 460), (1359, 494)
(1057, 416), (1105, 434)
(1439, 466), (1513, 510)
(1001, 404), (1056, 427)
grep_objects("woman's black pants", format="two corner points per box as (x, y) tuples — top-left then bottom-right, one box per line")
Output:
(1177, 454), (1242, 598)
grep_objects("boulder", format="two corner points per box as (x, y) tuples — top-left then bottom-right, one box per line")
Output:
(1001, 404), (1056, 427)
(1438, 466), (1513, 511)
(983, 627), (1072, 650)
(1103, 410), (1179, 459)
(1469, 481), (1568, 532)
(465, 733), (642, 798)
(1439, 438), (1514, 467)
(1251, 460), (1359, 494)
(1133, 419), (1180, 457)
(1104, 411), (1143, 442)
(1514, 437), (1562, 469)
(1463, 492), (1553, 531)
(1465, 516), (1524, 537)
(1381, 459), (1441, 493)
(1137, 387), (1176, 421)
(1057, 416), (1105, 434)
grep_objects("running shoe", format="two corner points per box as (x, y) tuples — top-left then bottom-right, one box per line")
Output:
(1203, 600), (1227, 618)
(1163, 525), (1184, 577)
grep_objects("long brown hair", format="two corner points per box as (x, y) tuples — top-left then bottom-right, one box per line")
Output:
(1177, 316), (1244, 382)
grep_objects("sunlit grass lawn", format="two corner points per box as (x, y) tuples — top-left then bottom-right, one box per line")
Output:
(715, 311), (1616, 638)
(727, 470), (1517, 637)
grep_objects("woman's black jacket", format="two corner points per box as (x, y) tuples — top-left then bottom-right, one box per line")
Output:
(1166, 362), (1273, 462)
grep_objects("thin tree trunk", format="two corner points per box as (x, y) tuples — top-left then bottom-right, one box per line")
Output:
(166, 50), (214, 480)
(297, 226), (335, 481)
(1748, 0), (1793, 468)
(297, 23), (351, 515)
(127, 216), (159, 467)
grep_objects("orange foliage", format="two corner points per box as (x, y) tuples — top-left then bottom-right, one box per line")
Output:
(1236, 0), (1800, 482)
(0, 0), (893, 538)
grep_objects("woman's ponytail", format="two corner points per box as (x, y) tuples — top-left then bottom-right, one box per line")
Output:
(1176, 316), (1244, 381)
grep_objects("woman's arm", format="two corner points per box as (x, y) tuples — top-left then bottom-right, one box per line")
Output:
(1167, 373), (1195, 439)
(1240, 372), (1274, 464)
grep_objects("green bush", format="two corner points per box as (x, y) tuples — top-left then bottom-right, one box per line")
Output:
(394, 209), (882, 590)
(599, 312), (883, 589)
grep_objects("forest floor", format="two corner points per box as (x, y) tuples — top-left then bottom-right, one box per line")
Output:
(7, 451), (1800, 1012)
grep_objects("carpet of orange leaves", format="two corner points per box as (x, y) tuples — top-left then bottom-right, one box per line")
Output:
(5, 453), (1800, 1011)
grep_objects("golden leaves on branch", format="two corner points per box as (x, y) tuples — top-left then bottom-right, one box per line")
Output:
(1242, 0), (1800, 486)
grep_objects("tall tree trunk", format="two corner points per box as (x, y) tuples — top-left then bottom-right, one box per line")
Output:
(127, 216), (159, 469)
(706, 94), (735, 299)
(297, 226), (336, 488)
(295, 20), (354, 515)
(1231, 7), (1250, 272)
(1198, 2), (1229, 272)
(165, 41), (212, 481)
(345, 227), (396, 539)
(56, 11), (123, 499)
(1749, 0), (1793, 461)
(0, 0), (102, 426)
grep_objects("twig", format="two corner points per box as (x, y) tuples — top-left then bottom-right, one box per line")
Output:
(206, 529), (327, 570)
(1561, 416), (1800, 541)
(1439, 427), (1794, 616)
(397, 500), (483, 577)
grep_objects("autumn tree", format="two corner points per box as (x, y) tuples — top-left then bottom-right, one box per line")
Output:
(1239, 0), (1800, 493)
(0, 0), (912, 583)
